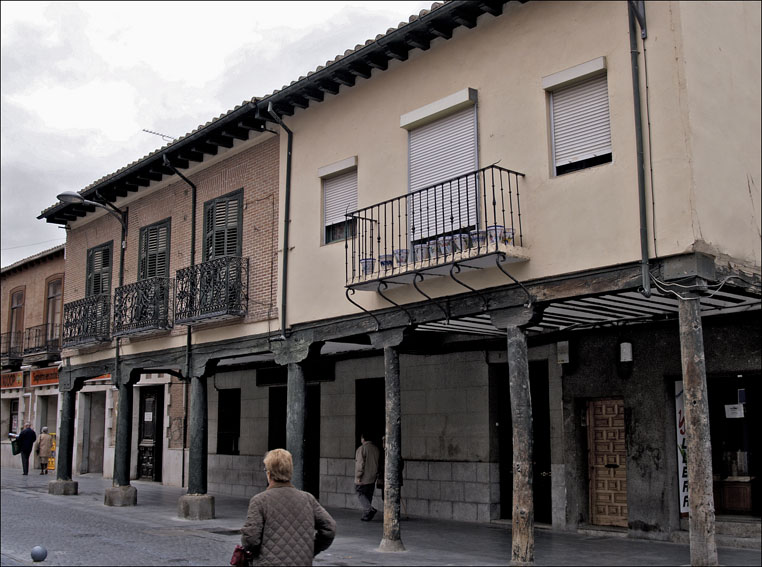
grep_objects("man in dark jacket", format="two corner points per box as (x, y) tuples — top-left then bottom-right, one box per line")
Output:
(241, 449), (335, 566)
(17, 423), (36, 475)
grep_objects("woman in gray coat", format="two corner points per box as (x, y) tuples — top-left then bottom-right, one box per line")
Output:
(241, 449), (335, 566)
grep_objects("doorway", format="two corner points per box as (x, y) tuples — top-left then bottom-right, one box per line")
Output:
(355, 377), (385, 449)
(137, 386), (164, 482)
(587, 398), (627, 527)
(79, 391), (105, 474)
(489, 360), (552, 523)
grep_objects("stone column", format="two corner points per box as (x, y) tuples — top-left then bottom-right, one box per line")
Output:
(48, 388), (78, 495)
(178, 371), (215, 519)
(272, 337), (320, 492)
(491, 306), (536, 566)
(678, 295), (718, 566)
(370, 328), (406, 553)
(105, 368), (138, 507)
(287, 362), (306, 489)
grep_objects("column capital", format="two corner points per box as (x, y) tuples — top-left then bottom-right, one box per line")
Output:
(489, 305), (540, 329)
(272, 336), (323, 366)
(369, 327), (407, 349)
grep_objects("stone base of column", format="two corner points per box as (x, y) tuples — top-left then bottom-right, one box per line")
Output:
(178, 494), (215, 520)
(378, 538), (406, 552)
(48, 480), (78, 496)
(104, 485), (138, 507)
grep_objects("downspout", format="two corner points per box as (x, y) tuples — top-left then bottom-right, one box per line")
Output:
(266, 102), (293, 339)
(162, 155), (196, 487)
(628, 0), (651, 297)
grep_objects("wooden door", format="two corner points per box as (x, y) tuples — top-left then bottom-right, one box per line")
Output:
(588, 398), (627, 527)
(138, 387), (163, 482)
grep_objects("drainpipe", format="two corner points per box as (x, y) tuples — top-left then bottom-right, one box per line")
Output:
(162, 155), (196, 487)
(628, 1), (651, 297)
(266, 102), (293, 339)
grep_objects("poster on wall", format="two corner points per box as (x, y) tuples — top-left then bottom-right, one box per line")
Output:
(675, 381), (689, 515)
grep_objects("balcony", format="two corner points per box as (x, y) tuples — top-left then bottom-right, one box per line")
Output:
(1, 332), (23, 365)
(113, 277), (173, 337)
(175, 256), (249, 325)
(23, 324), (62, 358)
(345, 165), (529, 290)
(63, 294), (111, 347)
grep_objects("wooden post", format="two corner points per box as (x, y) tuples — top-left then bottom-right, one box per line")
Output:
(678, 295), (718, 566)
(370, 328), (406, 553)
(491, 306), (537, 566)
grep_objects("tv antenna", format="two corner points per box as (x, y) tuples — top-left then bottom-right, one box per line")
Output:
(142, 129), (177, 142)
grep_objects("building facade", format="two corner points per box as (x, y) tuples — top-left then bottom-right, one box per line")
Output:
(37, 0), (759, 550)
(1, 245), (65, 470)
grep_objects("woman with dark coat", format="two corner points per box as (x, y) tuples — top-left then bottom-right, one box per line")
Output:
(241, 449), (335, 566)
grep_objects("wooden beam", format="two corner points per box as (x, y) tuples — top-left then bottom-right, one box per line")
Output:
(428, 21), (453, 39)
(384, 43), (409, 61)
(193, 142), (218, 156)
(238, 117), (265, 131)
(478, 1), (504, 17)
(453, 8), (478, 28)
(302, 87), (324, 102)
(141, 169), (163, 182)
(176, 149), (204, 163)
(405, 32), (430, 51)
(220, 127), (249, 141)
(287, 94), (309, 109)
(365, 53), (389, 70)
(207, 136), (234, 148)
(332, 70), (356, 87)
(131, 176), (152, 187)
(317, 79), (340, 95)
(348, 62), (372, 79)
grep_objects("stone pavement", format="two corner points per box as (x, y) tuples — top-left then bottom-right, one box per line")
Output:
(1, 468), (760, 566)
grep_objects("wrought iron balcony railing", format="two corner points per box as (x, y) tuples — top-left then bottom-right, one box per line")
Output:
(23, 324), (61, 356)
(113, 277), (173, 337)
(63, 294), (111, 347)
(1, 331), (23, 361)
(345, 165), (527, 288)
(175, 256), (249, 325)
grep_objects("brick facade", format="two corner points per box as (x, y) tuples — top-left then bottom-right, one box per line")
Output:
(62, 136), (279, 347)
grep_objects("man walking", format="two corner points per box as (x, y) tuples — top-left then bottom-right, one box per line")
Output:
(17, 423), (36, 475)
(354, 433), (380, 521)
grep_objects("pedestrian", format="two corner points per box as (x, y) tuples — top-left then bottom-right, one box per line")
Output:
(34, 427), (53, 475)
(240, 448), (335, 566)
(16, 423), (36, 475)
(354, 433), (380, 521)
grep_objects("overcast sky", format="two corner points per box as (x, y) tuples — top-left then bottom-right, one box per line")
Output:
(0, 1), (432, 268)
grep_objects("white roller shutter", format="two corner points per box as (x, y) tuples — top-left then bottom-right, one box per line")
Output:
(408, 105), (477, 241)
(324, 169), (357, 228)
(551, 73), (611, 168)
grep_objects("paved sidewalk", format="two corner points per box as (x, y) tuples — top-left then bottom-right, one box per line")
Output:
(1, 468), (760, 566)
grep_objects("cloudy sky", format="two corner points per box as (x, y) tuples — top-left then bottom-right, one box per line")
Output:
(0, 1), (432, 267)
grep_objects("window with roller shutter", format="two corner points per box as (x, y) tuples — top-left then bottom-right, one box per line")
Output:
(550, 73), (612, 176)
(138, 219), (171, 280)
(203, 190), (242, 261)
(86, 242), (113, 297)
(323, 169), (357, 244)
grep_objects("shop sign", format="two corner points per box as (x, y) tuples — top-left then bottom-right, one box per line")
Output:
(31, 367), (59, 387)
(1, 372), (23, 389)
(674, 381), (689, 515)
(85, 374), (111, 383)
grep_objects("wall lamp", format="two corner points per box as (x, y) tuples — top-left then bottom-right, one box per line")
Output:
(57, 191), (127, 230)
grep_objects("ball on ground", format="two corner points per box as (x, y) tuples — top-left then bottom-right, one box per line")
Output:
(31, 545), (47, 562)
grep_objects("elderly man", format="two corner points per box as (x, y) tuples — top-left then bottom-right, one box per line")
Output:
(16, 423), (36, 475)
(241, 449), (335, 566)
(35, 427), (53, 474)
(354, 433), (380, 521)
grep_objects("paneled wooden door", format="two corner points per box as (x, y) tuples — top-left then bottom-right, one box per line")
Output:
(588, 398), (627, 527)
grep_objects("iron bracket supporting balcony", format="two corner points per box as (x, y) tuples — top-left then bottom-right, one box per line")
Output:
(345, 288), (381, 331)
(412, 273), (450, 322)
(495, 252), (534, 308)
(449, 263), (489, 311)
(376, 281), (414, 325)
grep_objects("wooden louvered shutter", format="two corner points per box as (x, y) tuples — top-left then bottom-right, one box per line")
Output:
(551, 73), (611, 168)
(408, 105), (478, 241)
(324, 170), (357, 229)
(139, 220), (170, 279)
(87, 244), (111, 296)
(204, 192), (242, 261)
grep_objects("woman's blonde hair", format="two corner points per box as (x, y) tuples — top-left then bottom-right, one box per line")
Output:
(263, 449), (293, 482)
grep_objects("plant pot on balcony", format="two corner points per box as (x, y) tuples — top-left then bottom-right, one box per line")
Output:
(359, 258), (375, 276)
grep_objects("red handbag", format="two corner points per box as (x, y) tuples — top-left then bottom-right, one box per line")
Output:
(230, 545), (253, 566)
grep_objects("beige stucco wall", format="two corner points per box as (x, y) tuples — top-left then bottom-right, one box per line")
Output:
(278, 0), (760, 327)
(675, 1), (762, 264)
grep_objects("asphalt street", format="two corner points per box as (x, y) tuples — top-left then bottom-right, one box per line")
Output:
(1, 468), (760, 566)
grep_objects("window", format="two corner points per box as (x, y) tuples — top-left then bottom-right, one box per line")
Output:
(9, 289), (24, 342)
(203, 190), (242, 261)
(45, 277), (62, 342)
(138, 219), (171, 279)
(217, 388), (241, 455)
(405, 91), (478, 242)
(323, 169), (358, 244)
(86, 242), (113, 297)
(9, 399), (19, 435)
(544, 57), (612, 176)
